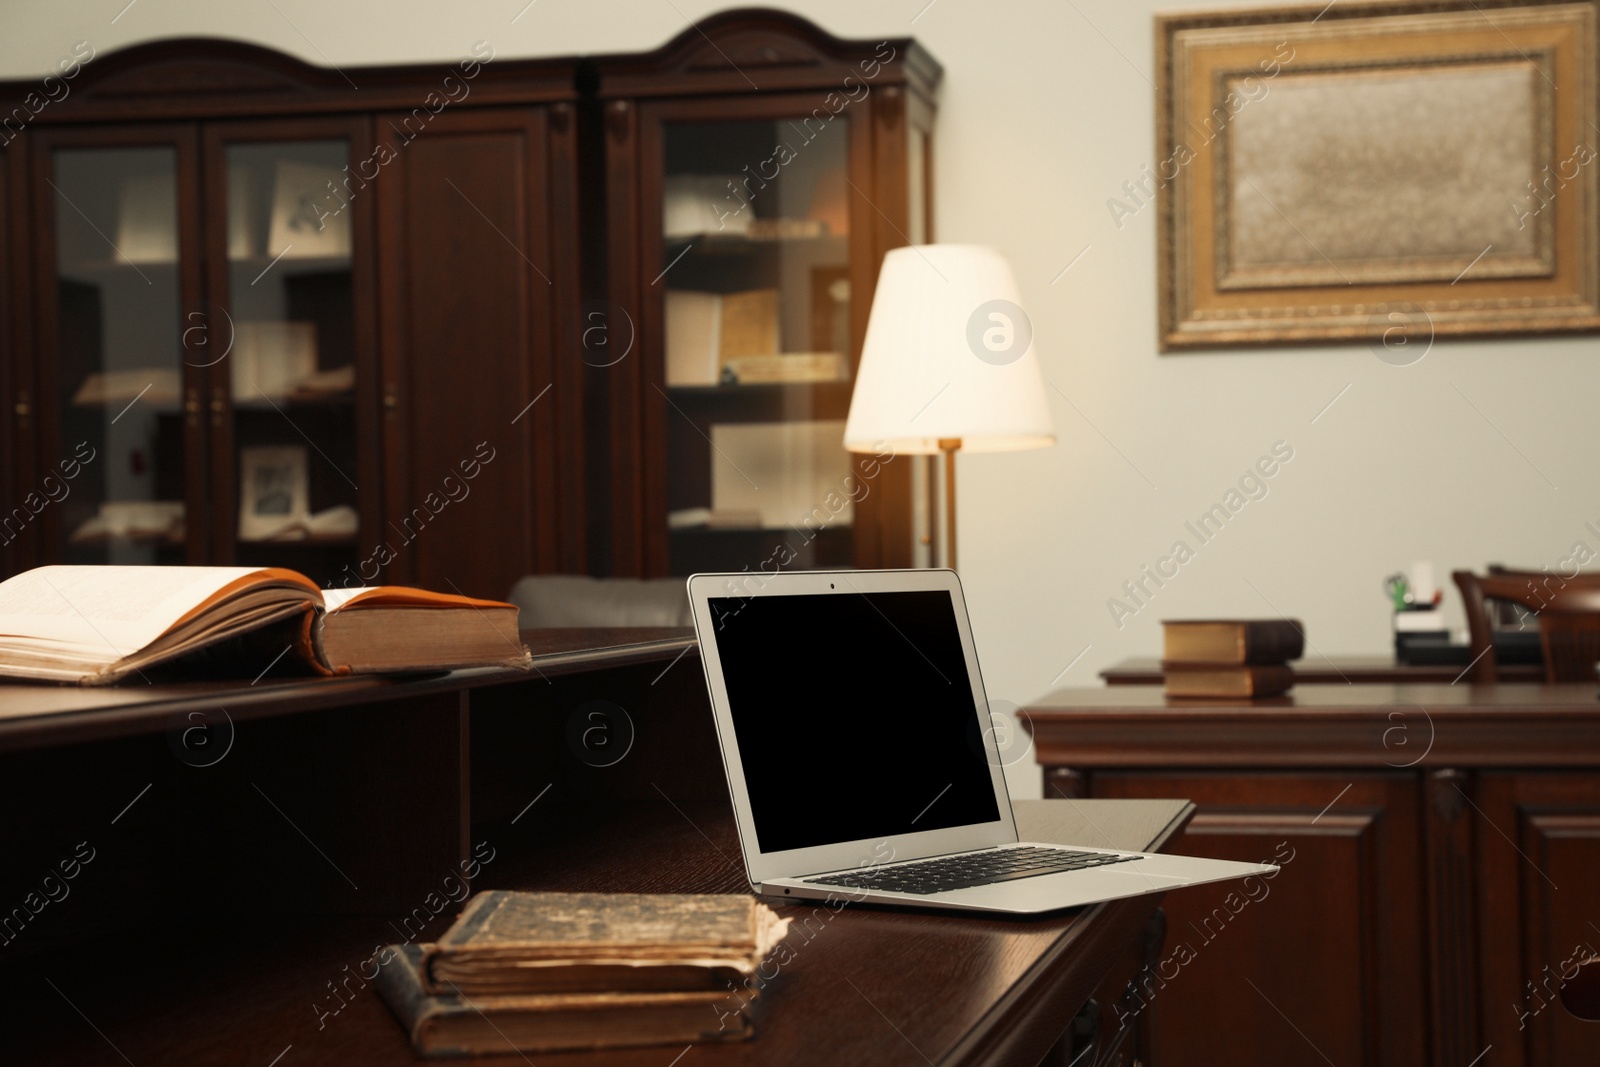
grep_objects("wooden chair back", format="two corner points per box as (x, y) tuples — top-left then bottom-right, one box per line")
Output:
(1451, 569), (1600, 684)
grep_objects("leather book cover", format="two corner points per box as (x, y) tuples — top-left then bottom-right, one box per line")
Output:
(376, 943), (752, 1057)
(420, 891), (790, 996)
(1162, 619), (1305, 665)
(1161, 663), (1295, 699)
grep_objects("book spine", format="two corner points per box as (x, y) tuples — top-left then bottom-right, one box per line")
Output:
(1242, 621), (1305, 664)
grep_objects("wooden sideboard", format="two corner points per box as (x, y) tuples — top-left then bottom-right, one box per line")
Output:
(1022, 683), (1600, 1067)
(0, 630), (1185, 1066)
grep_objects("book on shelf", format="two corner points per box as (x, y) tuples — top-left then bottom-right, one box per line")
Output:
(711, 420), (851, 529)
(230, 321), (318, 401)
(0, 565), (530, 685)
(1161, 664), (1295, 699)
(240, 503), (358, 543)
(662, 174), (750, 240)
(718, 289), (780, 362)
(72, 368), (182, 408)
(743, 217), (828, 240)
(376, 944), (752, 1057)
(667, 507), (764, 530)
(419, 890), (790, 996)
(68, 501), (185, 546)
(1161, 619), (1305, 665)
(664, 288), (780, 386)
(115, 173), (178, 265)
(665, 290), (722, 385)
(288, 364), (355, 400)
(721, 352), (847, 385)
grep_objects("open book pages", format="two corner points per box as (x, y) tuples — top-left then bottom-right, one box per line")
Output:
(0, 566), (531, 685)
(0, 566), (319, 684)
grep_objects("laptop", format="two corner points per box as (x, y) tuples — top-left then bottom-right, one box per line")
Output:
(687, 568), (1276, 914)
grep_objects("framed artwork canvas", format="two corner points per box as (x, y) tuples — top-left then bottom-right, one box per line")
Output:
(238, 445), (309, 541)
(1156, 0), (1600, 350)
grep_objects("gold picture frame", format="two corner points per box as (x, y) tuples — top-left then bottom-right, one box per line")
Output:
(1156, 0), (1600, 350)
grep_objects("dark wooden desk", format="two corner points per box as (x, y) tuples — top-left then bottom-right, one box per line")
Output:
(0, 629), (1189, 1066)
(1023, 683), (1600, 1067)
(1099, 654), (1544, 685)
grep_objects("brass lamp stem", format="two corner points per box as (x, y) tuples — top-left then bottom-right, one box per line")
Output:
(938, 437), (961, 570)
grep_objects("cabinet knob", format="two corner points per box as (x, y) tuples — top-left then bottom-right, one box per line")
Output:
(13, 401), (28, 417)
(384, 392), (398, 410)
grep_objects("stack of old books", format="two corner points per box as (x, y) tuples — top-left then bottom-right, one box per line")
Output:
(376, 890), (790, 1057)
(1161, 619), (1305, 698)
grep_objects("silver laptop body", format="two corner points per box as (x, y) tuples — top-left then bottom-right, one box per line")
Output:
(687, 568), (1274, 914)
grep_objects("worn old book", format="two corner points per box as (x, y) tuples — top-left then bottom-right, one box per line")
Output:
(421, 890), (790, 996)
(0, 565), (530, 684)
(1162, 664), (1295, 699)
(1162, 619), (1305, 665)
(377, 943), (752, 1057)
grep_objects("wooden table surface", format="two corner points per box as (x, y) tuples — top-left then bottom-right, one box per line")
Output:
(0, 626), (699, 752)
(1098, 654), (1543, 685)
(1023, 681), (1600, 767)
(5, 798), (1192, 1067)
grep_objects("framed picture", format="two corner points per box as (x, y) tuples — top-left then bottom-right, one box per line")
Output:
(1156, 0), (1600, 350)
(238, 445), (309, 541)
(267, 160), (351, 259)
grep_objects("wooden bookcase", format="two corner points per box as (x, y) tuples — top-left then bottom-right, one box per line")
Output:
(591, 12), (941, 576)
(0, 13), (942, 589)
(0, 40), (584, 601)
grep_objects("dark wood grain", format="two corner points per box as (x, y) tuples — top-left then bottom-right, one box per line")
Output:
(1093, 771), (1425, 1066)
(0, 627), (695, 752)
(0, 38), (578, 125)
(1476, 772), (1600, 1067)
(1025, 683), (1600, 768)
(0, 624), (1185, 1067)
(1025, 682), (1600, 1067)
(595, 13), (935, 576)
(1099, 654), (1544, 685)
(1, 787), (1188, 1067)
(374, 104), (573, 601)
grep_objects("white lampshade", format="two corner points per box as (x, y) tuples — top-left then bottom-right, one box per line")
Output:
(844, 244), (1055, 455)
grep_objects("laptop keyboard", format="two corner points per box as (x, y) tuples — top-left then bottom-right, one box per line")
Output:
(802, 846), (1139, 896)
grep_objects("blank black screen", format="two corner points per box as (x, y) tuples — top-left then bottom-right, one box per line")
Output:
(707, 589), (1002, 854)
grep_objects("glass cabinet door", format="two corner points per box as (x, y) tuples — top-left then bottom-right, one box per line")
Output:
(216, 139), (359, 586)
(658, 115), (856, 575)
(49, 145), (193, 564)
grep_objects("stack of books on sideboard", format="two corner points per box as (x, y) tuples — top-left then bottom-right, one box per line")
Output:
(1161, 619), (1305, 699)
(377, 890), (790, 1056)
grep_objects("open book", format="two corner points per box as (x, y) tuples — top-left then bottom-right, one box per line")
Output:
(0, 566), (531, 685)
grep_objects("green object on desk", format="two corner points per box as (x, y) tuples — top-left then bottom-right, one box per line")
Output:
(1384, 572), (1410, 611)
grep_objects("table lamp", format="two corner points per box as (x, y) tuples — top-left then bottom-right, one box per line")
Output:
(844, 244), (1055, 569)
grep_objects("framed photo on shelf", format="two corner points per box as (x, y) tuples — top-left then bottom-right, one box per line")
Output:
(267, 160), (351, 259)
(1156, 0), (1600, 350)
(238, 445), (309, 541)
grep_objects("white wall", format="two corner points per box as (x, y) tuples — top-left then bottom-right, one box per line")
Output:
(11, 2), (1597, 793)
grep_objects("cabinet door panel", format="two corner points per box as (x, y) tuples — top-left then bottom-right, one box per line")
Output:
(29, 125), (207, 568)
(377, 107), (573, 600)
(1477, 772), (1600, 1067)
(1092, 771), (1426, 1067)
(200, 117), (376, 589)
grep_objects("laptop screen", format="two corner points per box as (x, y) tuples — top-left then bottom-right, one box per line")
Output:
(706, 588), (1002, 854)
